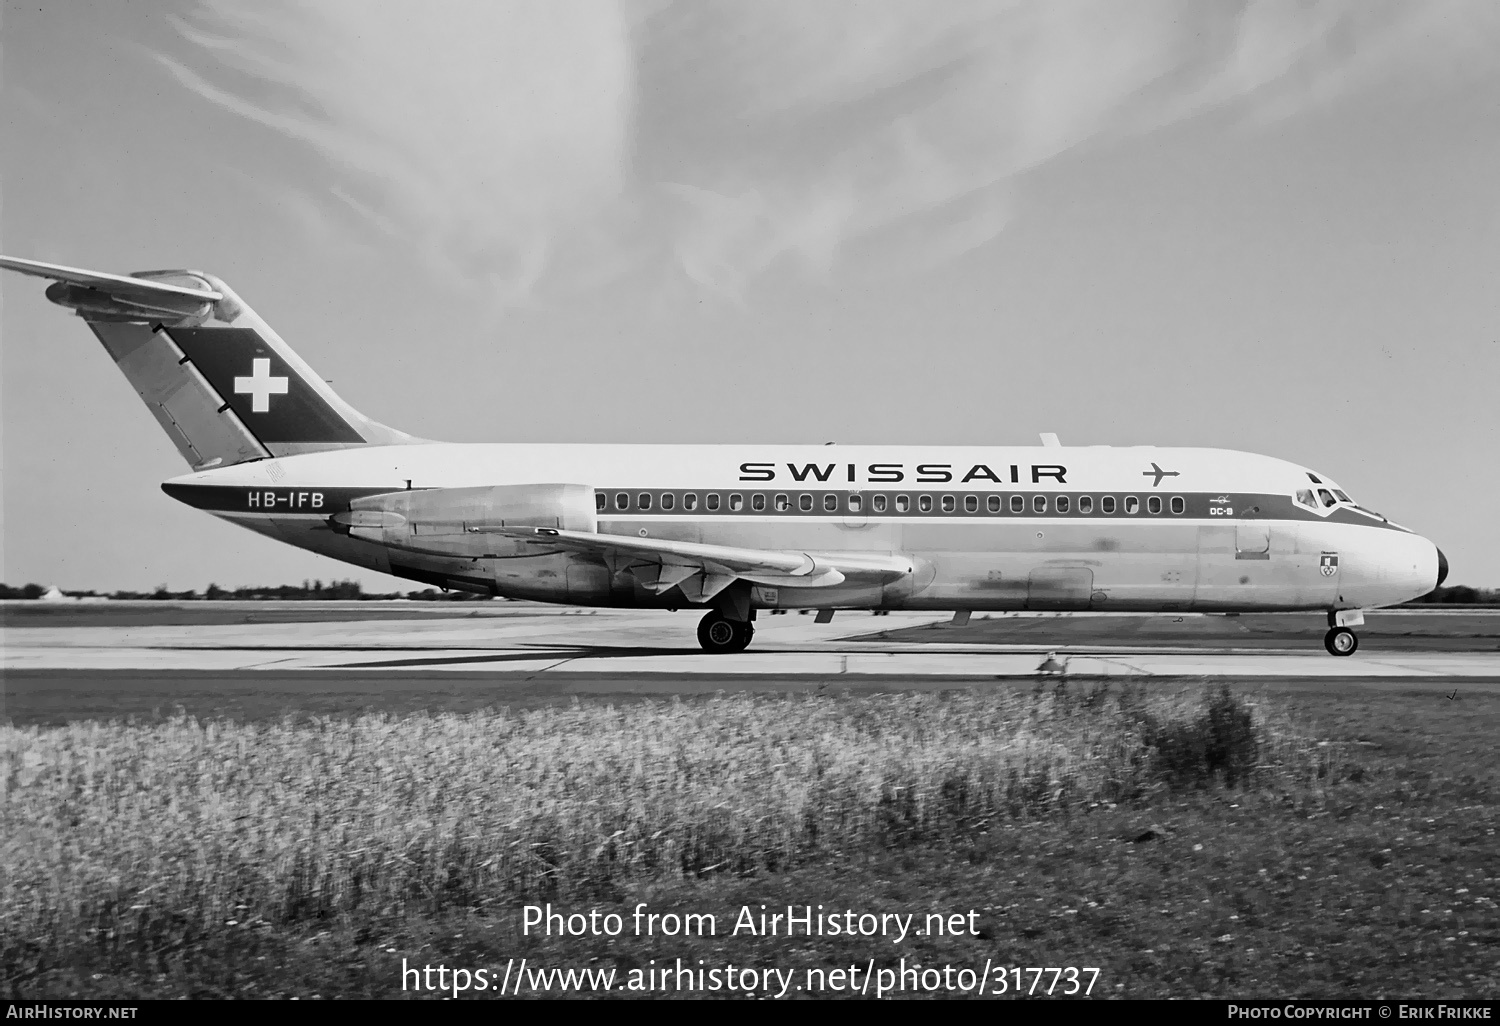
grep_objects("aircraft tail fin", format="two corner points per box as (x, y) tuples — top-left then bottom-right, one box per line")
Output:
(1, 256), (418, 470)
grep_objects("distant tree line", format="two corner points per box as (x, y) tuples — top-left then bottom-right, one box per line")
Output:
(3, 580), (1494, 604)
(1406, 585), (1500, 605)
(0, 579), (493, 601)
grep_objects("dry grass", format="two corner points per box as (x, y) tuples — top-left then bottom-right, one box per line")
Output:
(2, 685), (1336, 978)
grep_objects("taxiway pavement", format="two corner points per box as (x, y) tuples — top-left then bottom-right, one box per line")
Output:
(4, 605), (1496, 679)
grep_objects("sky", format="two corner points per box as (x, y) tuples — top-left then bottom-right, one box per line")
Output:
(2, 0), (1497, 593)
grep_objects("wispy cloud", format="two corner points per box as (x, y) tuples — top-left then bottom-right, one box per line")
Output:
(164, 0), (1496, 301)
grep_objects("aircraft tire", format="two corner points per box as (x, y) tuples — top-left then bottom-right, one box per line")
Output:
(698, 611), (753, 653)
(1323, 627), (1358, 657)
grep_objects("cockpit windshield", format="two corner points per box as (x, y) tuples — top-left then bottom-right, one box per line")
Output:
(1298, 473), (1368, 514)
(1301, 473), (1390, 522)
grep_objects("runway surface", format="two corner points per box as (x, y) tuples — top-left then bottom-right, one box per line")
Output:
(4, 603), (1497, 677)
(3, 602), (1496, 722)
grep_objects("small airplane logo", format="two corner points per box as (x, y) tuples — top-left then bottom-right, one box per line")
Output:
(1143, 462), (1180, 487)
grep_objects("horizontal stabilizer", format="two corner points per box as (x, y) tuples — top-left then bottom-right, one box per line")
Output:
(0, 256), (224, 302)
(3, 254), (420, 467)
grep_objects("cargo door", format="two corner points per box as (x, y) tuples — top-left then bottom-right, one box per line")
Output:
(1026, 568), (1094, 610)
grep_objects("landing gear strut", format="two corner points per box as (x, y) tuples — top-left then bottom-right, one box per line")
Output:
(1323, 627), (1358, 656)
(1324, 610), (1362, 657)
(697, 610), (754, 653)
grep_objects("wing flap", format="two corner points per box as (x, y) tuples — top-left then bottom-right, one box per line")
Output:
(516, 527), (910, 595)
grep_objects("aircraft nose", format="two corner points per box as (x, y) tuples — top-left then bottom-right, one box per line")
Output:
(1435, 547), (1448, 589)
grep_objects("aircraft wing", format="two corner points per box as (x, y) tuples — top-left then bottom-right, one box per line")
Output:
(506, 527), (913, 601)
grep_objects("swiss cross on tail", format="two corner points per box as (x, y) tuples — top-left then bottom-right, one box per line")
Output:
(161, 327), (363, 444)
(1320, 553), (1340, 577)
(234, 358), (288, 412)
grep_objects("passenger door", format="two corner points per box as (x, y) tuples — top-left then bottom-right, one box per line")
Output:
(1235, 521), (1270, 560)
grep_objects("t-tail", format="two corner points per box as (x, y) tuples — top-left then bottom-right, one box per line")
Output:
(1, 256), (418, 470)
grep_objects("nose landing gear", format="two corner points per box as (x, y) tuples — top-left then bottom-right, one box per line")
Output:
(1324, 610), (1363, 656)
(697, 610), (754, 653)
(1323, 626), (1358, 656)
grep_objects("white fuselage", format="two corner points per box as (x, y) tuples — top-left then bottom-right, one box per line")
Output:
(163, 443), (1441, 614)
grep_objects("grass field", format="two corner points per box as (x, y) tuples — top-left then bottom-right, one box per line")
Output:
(3, 683), (1496, 999)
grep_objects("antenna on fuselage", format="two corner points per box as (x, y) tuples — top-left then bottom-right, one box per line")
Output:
(1040, 433), (1061, 447)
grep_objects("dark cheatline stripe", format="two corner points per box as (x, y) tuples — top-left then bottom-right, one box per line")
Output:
(161, 482), (1408, 532)
(162, 326), (365, 444)
(161, 483), (402, 514)
(589, 488), (1408, 529)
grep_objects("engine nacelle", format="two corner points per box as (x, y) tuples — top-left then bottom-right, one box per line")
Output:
(332, 483), (597, 559)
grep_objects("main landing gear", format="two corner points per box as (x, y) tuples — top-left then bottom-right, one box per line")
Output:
(1323, 610), (1363, 657)
(697, 610), (754, 653)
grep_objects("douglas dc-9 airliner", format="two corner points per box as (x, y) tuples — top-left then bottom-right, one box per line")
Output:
(2, 257), (1446, 655)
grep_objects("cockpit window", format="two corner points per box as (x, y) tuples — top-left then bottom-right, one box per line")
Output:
(1318, 488), (1336, 508)
(1294, 489), (1317, 509)
(1307, 473), (1322, 484)
(1333, 490), (1351, 503)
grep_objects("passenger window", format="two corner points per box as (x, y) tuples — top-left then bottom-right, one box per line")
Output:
(752, 494), (766, 511)
(1294, 489), (1316, 509)
(987, 495), (1001, 513)
(823, 494), (837, 512)
(964, 495), (978, 513)
(1147, 496), (1161, 514)
(1318, 489), (1336, 508)
(1056, 495), (1070, 513)
(1170, 496), (1184, 515)
(1010, 495), (1024, 513)
(1033, 495), (1046, 513)
(941, 495), (955, 513)
(1124, 496), (1139, 514)
(774, 493), (790, 511)
(872, 494), (887, 513)
(615, 492), (628, 511)
(1079, 495), (1093, 514)
(661, 493), (674, 511)
(684, 493), (698, 511)
(706, 493), (720, 511)
(595, 492), (606, 511)
(919, 495), (933, 512)
(729, 493), (743, 511)
(801, 494), (814, 512)
(848, 494), (862, 512)
(638, 492), (652, 510)
(1101, 496), (1116, 514)
(896, 495), (910, 513)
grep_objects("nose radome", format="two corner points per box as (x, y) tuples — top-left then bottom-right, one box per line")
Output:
(1436, 548), (1449, 589)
